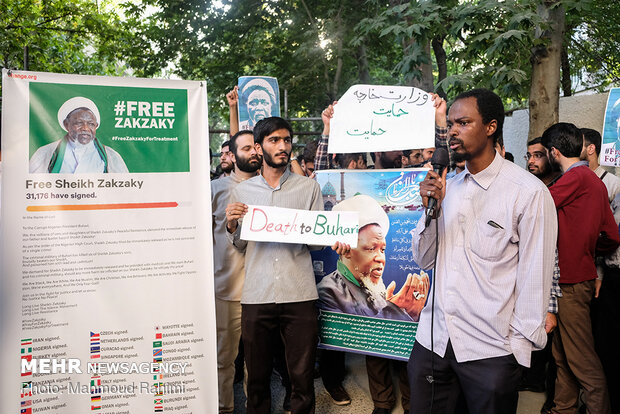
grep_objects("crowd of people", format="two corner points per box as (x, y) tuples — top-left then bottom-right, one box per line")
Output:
(211, 86), (620, 414)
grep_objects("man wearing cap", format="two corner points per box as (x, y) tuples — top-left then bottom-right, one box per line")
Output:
(29, 97), (128, 173)
(239, 79), (277, 130)
(318, 195), (429, 322)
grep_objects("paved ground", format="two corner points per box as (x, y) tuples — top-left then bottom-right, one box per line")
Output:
(233, 352), (547, 413)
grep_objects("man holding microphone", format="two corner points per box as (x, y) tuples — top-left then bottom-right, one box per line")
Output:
(408, 89), (558, 414)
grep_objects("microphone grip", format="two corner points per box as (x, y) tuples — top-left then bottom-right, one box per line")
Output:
(425, 198), (438, 227)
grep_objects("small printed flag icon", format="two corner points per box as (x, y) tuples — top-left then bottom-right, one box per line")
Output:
(21, 400), (32, 407)
(153, 349), (162, 357)
(153, 341), (162, 347)
(21, 382), (32, 398)
(21, 339), (33, 346)
(91, 396), (101, 402)
(90, 339), (100, 346)
(21, 347), (32, 354)
(153, 357), (162, 363)
(90, 354), (101, 359)
(154, 398), (163, 404)
(156, 333), (162, 339)
(90, 346), (100, 352)
(21, 408), (32, 414)
(90, 332), (100, 338)
(91, 405), (101, 410)
(153, 374), (163, 380)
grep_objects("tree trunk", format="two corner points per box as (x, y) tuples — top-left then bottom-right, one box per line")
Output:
(528, 1), (565, 139)
(561, 41), (571, 97)
(356, 43), (371, 83)
(432, 36), (447, 98)
(408, 40), (434, 92)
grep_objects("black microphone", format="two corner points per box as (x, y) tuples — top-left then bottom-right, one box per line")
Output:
(424, 147), (450, 228)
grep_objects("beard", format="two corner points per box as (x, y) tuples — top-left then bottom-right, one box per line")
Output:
(221, 162), (233, 173)
(236, 154), (262, 173)
(263, 149), (290, 168)
(379, 152), (402, 169)
(360, 274), (387, 299)
(452, 150), (471, 163)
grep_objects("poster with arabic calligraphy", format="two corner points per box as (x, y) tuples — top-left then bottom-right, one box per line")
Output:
(311, 169), (432, 360)
(328, 85), (435, 153)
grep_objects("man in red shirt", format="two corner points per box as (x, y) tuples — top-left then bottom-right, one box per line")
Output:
(542, 122), (619, 414)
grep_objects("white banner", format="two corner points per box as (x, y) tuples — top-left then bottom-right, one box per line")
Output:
(0, 70), (217, 413)
(600, 87), (620, 167)
(240, 205), (359, 247)
(329, 84), (435, 153)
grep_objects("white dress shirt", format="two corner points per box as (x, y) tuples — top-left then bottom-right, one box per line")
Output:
(412, 152), (558, 367)
(29, 138), (128, 173)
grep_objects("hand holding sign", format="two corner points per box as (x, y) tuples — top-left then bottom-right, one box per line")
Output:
(226, 202), (248, 233)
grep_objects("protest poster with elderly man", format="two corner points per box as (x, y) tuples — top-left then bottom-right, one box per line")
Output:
(312, 169), (431, 360)
(27, 82), (191, 173)
(237, 76), (280, 131)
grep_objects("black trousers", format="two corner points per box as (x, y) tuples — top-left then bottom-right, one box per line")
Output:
(320, 349), (346, 390)
(367, 355), (410, 410)
(592, 266), (620, 414)
(242, 301), (318, 414)
(407, 340), (522, 414)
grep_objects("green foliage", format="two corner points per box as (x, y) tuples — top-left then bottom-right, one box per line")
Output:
(564, 0), (620, 92)
(0, 0), (129, 75)
(358, 0), (618, 109)
(120, 0), (405, 150)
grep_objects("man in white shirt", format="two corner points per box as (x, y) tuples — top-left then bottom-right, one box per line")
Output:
(408, 88), (557, 414)
(29, 97), (128, 174)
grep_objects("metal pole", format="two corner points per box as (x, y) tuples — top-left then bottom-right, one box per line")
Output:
(23, 46), (29, 70)
(284, 89), (288, 119)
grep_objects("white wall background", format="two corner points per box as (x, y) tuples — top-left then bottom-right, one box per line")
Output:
(504, 92), (610, 169)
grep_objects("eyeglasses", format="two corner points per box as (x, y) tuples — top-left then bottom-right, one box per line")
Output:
(524, 152), (546, 161)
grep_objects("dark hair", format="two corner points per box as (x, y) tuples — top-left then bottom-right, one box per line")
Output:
(253, 117), (293, 145)
(221, 140), (230, 150)
(339, 153), (365, 169)
(504, 152), (514, 162)
(229, 130), (254, 155)
(453, 88), (504, 144)
(581, 128), (602, 156)
(541, 122), (583, 158)
(302, 140), (318, 163)
(528, 137), (543, 146)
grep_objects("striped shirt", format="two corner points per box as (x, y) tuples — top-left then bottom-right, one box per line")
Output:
(227, 168), (324, 304)
(412, 152), (558, 367)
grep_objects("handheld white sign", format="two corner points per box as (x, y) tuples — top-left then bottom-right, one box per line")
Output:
(329, 84), (435, 153)
(240, 205), (359, 247)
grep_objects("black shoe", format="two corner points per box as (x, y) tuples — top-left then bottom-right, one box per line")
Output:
(326, 385), (351, 405)
(371, 408), (391, 414)
(404, 411), (409, 414)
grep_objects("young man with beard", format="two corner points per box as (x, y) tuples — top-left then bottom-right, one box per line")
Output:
(581, 127), (620, 414)
(526, 137), (562, 187)
(542, 123), (619, 414)
(225, 117), (329, 414)
(217, 140), (234, 178)
(410, 89), (558, 414)
(211, 130), (262, 413)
